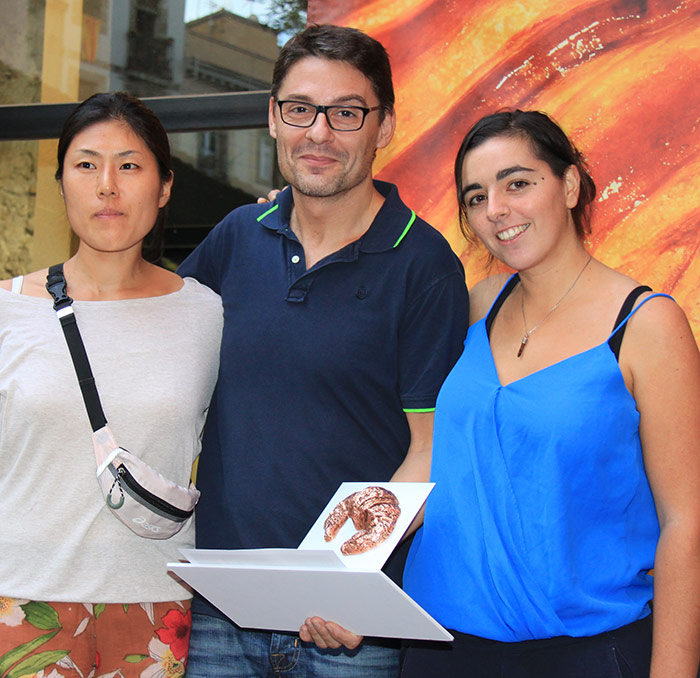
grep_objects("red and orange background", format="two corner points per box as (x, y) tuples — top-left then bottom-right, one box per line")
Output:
(309, 0), (700, 341)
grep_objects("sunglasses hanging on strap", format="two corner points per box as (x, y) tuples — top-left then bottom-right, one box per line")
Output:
(46, 263), (199, 539)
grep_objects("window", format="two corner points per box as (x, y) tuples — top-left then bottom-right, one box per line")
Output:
(0, 1), (279, 272)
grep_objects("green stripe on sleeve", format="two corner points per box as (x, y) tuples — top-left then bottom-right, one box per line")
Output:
(392, 210), (416, 248)
(256, 204), (280, 221)
(403, 407), (435, 413)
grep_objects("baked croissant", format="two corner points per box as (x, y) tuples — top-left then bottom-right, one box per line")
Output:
(323, 486), (401, 555)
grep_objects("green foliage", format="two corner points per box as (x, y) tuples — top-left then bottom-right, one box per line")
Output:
(0, 631), (59, 677)
(263, 0), (307, 34)
(124, 654), (150, 663)
(6, 650), (69, 678)
(20, 602), (61, 630)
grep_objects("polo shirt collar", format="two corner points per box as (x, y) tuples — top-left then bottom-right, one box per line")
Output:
(359, 180), (417, 253)
(256, 179), (416, 253)
(256, 185), (294, 235)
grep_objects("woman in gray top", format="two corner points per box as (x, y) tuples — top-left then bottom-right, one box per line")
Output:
(0, 93), (222, 678)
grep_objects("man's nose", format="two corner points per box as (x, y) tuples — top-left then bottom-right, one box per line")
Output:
(305, 110), (335, 144)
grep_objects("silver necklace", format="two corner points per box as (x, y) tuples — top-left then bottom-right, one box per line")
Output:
(517, 254), (592, 358)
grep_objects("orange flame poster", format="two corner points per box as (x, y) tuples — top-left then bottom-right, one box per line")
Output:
(308, 0), (700, 341)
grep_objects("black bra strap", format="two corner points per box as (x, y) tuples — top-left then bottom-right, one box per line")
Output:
(46, 264), (108, 431)
(607, 285), (652, 361)
(486, 274), (520, 338)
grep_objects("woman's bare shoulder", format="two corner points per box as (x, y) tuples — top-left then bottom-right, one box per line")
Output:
(597, 264), (676, 317)
(469, 273), (512, 324)
(0, 269), (50, 296)
(145, 264), (184, 296)
(623, 284), (690, 338)
(601, 263), (695, 368)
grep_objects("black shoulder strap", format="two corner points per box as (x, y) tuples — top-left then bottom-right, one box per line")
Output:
(486, 274), (520, 338)
(46, 264), (107, 431)
(607, 285), (653, 361)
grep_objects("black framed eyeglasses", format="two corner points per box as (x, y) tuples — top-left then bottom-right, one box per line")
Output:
(276, 100), (381, 131)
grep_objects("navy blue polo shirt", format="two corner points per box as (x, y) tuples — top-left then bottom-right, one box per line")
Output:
(178, 180), (468, 619)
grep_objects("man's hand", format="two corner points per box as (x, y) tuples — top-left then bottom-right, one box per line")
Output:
(299, 616), (363, 650)
(256, 186), (286, 204)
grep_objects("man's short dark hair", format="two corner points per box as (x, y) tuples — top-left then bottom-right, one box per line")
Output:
(271, 24), (395, 118)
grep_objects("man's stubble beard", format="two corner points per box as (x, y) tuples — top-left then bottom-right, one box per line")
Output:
(277, 144), (376, 199)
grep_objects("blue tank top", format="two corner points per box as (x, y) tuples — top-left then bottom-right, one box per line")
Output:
(404, 277), (669, 641)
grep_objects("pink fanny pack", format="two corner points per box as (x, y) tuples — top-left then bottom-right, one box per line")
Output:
(47, 264), (199, 539)
(92, 424), (199, 539)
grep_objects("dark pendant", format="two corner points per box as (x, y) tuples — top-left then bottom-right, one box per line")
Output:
(517, 335), (528, 358)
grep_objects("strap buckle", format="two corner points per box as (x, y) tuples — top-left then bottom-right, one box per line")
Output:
(45, 263), (73, 312)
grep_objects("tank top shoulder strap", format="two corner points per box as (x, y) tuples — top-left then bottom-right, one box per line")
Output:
(607, 287), (674, 361)
(10, 275), (24, 294)
(485, 273), (520, 338)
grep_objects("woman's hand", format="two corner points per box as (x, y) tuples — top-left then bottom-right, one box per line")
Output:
(299, 617), (363, 650)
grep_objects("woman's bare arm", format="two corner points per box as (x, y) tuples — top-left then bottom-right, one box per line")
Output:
(624, 295), (700, 678)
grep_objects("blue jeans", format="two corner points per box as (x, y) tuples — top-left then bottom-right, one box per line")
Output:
(186, 613), (400, 678)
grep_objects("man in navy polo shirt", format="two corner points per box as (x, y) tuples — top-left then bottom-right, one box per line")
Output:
(179, 24), (469, 678)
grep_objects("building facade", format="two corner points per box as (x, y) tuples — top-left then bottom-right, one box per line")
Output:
(0, 1), (280, 273)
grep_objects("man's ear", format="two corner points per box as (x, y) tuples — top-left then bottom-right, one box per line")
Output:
(376, 109), (396, 150)
(269, 97), (278, 139)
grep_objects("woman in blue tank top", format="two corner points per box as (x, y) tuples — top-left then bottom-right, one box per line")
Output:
(400, 111), (700, 677)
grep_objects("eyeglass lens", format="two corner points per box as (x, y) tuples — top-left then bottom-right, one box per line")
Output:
(280, 102), (367, 131)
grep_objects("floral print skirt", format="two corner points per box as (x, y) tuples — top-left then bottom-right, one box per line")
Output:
(0, 597), (191, 678)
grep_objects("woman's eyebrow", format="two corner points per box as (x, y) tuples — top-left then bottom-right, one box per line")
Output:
(462, 182), (481, 196)
(496, 165), (535, 181)
(461, 165), (536, 198)
(69, 149), (142, 157)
